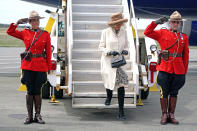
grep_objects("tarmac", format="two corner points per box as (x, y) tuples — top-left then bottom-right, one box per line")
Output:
(0, 47), (197, 76)
(0, 47), (197, 131)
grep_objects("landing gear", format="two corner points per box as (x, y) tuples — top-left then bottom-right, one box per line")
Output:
(140, 88), (149, 100)
(41, 81), (63, 99)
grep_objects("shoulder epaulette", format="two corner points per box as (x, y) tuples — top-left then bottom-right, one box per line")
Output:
(181, 32), (188, 37)
(43, 30), (49, 33)
(39, 28), (49, 34)
(161, 27), (168, 30)
(180, 32), (186, 35)
(25, 26), (31, 30)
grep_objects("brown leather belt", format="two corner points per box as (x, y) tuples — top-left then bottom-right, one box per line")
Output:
(31, 53), (45, 58)
(169, 53), (182, 57)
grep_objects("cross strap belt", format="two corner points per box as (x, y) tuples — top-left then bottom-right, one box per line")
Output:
(31, 53), (45, 58)
(169, 53), (182, 57)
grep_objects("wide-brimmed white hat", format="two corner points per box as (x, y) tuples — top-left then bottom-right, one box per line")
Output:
(108, 12), (128, 26)
(29, 10), (44, 20)
(170, 11), (182, 21)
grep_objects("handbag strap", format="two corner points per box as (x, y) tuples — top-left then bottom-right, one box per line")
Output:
(26, 30), (43, 52)
(165, 33), (181, 50)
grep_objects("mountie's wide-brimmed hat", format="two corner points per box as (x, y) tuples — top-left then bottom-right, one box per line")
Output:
(29, 10), (45, 20)
(170, 11), (182, 21)
(108, 12), (128, 26)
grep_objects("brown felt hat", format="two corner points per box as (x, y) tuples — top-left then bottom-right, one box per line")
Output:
(107, 12), (128, 26)
(170, 11), (182, 21)
(29, 10), (45, 20)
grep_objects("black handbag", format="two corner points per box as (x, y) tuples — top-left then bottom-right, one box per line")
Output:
(111, 55), (127, 68)
(20, 30), (43, 61)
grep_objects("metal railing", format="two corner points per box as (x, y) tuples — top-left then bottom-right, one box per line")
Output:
(122, 0), (139, 96)
(67, 0), (73, 94)
(129, 0), (140, 64)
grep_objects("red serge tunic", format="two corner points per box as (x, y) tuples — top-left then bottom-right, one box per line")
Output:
(144, 22), (189, 75)
(7, 23), (51, 72)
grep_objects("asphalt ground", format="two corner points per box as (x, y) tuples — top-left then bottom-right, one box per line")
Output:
(0, 47), (197, 131)
(0, 47), (197, 76)
(0, 62), (197, 131)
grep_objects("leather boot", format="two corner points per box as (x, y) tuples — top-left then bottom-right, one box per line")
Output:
(160, 98), (168, 125)
(168, 97), (179, 124)
(33, 95), (45, 124)
(24, 95), (33, 124)
(117, 87), (126, 120)
(105, 89), (113, 106)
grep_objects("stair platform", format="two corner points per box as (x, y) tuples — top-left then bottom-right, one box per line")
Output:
(72, 104), (136, 109)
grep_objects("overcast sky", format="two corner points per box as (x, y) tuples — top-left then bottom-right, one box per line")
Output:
(0, 0), (56, 27)
(0, 0), (161, 29)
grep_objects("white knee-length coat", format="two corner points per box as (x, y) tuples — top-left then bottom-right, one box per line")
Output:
(99, 26), (129, 90)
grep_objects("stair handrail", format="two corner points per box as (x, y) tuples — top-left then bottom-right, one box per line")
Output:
(122, 0), (139, 95)
(67, 0), (73, 94)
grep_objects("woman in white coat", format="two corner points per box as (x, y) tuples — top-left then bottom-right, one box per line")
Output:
(99, 12), (129, 120)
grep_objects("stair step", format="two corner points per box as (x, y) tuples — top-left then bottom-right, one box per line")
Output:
(72, 59), (132, 70)
(73, 40), (100, 50)
(73, 13), (112, 21)
(73, 21), (108, 30)
(72, 0), (122, 5)
(71, 0), (136, 109)
(73, 92), (135, 98)
(72, 50), (101, 59)
(72, 70), (133, 81)
(72, 98), (135, 108)
(72, 4), (122, 13)
(72, 104), (136, 108)
(73, 81), (135, 93)
(72, 50), (130, 60)
(73, 30), (101, 40)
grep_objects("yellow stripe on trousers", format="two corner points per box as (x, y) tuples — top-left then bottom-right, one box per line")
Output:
(156, 71), (164, 98)
(160, 87), (163, 98)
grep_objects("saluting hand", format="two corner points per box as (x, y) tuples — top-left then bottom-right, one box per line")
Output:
(16, 18), (29, 25)
(154, 17), (168, 25)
